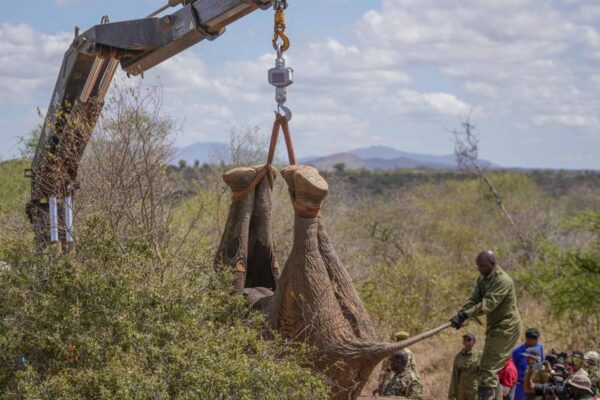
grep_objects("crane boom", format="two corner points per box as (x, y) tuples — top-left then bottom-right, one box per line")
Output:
(27, 0), (271, 247)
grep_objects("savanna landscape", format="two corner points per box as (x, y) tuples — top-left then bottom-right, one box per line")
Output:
(1, 84), (599, 399)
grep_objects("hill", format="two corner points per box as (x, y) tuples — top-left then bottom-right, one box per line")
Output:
(305, 145), (497, 171)
(175, 143), (497, 170)
(175, 142), (228, 165)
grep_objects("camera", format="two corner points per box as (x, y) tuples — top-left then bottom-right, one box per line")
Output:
(534, 382), (573, 400)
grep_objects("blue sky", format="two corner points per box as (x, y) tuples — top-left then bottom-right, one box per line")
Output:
(1, 0), (600, 169)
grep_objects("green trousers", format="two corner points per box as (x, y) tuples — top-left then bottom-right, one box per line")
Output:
(479, 323), (521, 388)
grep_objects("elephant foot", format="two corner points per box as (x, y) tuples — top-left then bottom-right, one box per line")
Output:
(281, 165), (328, 217)
(223, 167), (257, 192)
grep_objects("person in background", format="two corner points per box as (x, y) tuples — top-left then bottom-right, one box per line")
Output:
(565, 375), (595, 400)
(522, 347), (551, 400)
(570, 351), (589, 379)
(450, 251), (522, 400)
(545, 349), (559, 368)
(449, 333), (481, 400)
(512, 328), (544, 400)
(376, 351), (423, 399)
(584, 351), (599, 397)
(395, 331), (421, 381)
(377, 331), (421, 394)
(498, 357), (517, 400)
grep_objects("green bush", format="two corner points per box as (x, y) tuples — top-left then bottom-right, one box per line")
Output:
(0, 217), (329, 399)
(517, 210), (600, 347)
(0, 160), (30, 218)
(359, 254), (469, 337)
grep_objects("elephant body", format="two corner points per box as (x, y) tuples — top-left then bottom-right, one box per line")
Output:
(215, 165), (406, 400)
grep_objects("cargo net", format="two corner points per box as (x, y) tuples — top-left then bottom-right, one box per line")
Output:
(214, 116), (411, 400)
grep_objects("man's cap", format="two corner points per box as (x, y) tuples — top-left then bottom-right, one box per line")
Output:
(567, 375), (593, 394)
(394, 331), (410, 341)
(462, 333), (476, 341)
(584, 351), (599, 362)
(522, 347), (541, 359)
(525, 328), (540, 339)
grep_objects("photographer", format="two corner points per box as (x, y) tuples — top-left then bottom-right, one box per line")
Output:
(523, 347), (552, 400)
(530, 367), (593, 399)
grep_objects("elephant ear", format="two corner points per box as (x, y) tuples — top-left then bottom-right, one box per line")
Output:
(215, 165), (280, 295)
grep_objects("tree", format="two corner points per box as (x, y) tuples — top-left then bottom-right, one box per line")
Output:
(333, 163), (346, 173)
(453, 118), (532, 257)
(520, 210), (600, 347)
(76, 81), (198, 267)
(19, 123), (42, 160)
(212, 125), (270, 166)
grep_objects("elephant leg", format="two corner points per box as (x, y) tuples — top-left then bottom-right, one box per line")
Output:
(246, 166), (279, 290)
(273, 165), (344, 341)
(214, 167), (257, 295)
(318, 220), (376, 340)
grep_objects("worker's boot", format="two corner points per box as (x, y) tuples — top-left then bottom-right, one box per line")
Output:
(478, 385), (497, 400)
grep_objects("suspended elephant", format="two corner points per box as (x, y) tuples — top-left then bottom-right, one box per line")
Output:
(215, 164), (409, 400)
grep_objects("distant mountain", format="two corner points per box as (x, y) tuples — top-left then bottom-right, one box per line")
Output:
(175, 142), (228, 165)
(174, 143), (497, 170)
(350, 145), (456, 165)
(303, 145), (496, 171)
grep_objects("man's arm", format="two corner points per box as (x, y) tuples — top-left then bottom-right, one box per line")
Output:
(450, 279), (481, 328)
(448, 355), (459, 400)
(462, 277), (511, 318)
(461, 278), (482, 311)
(523, 367), (535, 394)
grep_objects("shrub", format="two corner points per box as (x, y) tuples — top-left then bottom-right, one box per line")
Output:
(0, 217), (329, 399)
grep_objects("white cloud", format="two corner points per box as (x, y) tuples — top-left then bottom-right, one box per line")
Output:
(0, 23), (71, 104)
(3, 1), (600, 167)
(352, 0), (600, 135)
(532, 114), (600, 130)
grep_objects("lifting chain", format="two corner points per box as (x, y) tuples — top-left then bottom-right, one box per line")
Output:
(232, 0), (297, 202)
(268, 0), (293, 121)
(272, 0), (290, 54)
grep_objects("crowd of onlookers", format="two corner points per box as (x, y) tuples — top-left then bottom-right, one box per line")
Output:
(491, 328), (597, 400)
(373, 328), (599, 399)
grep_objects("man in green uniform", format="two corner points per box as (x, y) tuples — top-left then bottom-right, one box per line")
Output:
(450, 251), (522, 400)
(377, 331), (421, 394)
(448, 333), (481, 400)
(377, 351), (423, 399)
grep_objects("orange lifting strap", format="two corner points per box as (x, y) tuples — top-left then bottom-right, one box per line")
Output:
(231, 113), (296, 203)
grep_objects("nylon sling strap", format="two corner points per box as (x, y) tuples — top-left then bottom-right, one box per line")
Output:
(231, 114), (296, 203)
(231, 114), (320, 219)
